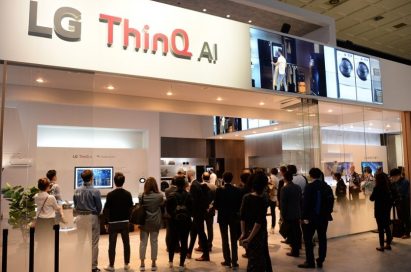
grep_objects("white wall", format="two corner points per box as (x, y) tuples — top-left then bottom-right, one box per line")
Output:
(2, 103), (160, 200)
(380, 58), (411, 111)
(159, 112), (214, 139)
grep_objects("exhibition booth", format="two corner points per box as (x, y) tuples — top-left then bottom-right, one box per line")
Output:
(1, 0), (411, 271)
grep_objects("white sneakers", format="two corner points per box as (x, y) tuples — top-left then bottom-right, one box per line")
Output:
(104, 266), (114, 272)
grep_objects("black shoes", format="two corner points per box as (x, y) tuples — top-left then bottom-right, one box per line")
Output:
(316, 258), (323, 268)
(195, 255), (210, 261)
(384, 245), (392, 250)
(376, 247), (384, 252)
(221, 261), (231, 267)
(286, 252), (300, 257)
(298, 262), (316, 269)
(92, 268), (101, 272)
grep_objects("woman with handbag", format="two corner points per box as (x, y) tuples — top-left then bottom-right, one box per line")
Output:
(33, 178), (66, 272)
(138, 177), (164, 271)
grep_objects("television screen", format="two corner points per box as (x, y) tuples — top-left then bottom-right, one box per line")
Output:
(361, 162), (383, 175)
(323, 161), (352, 177)
(74, 167), (113, 189)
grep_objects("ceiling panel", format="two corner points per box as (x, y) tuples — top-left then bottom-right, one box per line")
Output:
(326, 1), (369, 18)
(375, 0), (410, 11)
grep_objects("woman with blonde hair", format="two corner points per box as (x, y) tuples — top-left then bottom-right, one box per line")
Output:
(139, 177), (164, 271)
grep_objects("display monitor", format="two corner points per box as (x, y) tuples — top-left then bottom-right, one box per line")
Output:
(323, 161), (352, 177)
(361, 162), (383, 175)
(74, 167), (113, 189)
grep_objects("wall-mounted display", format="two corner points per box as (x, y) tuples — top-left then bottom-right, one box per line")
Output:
(251, 27), (383, 104)
(214, 116), (277, 135)
(74, 166), (113, 189)
(361, 161), (383, 175)
(323, 161), (352, 177)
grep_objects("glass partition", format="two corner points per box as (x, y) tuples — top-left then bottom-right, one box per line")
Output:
(319, 101), (403, 237)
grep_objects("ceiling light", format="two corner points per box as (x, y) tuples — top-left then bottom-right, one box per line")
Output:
(386, 124), (391, 128)
(273, 127), (278, 131)
(106, 85), (115, 90)
(36, 78), (44, 83)
(369, 122), (373, 126)
(248, 20), (252, 23)
(226, 14), (231, 18)
(327, 109), (333, 113)
(286, 109), (294, 112)
(252, 131), (256, 134)
(219, 136), (223, 139)
(216, 97), (223, 101)
(202, 8), (207, 12)
(309, 113), (316, 117)
(350, 125), (354, 128)
(235, 134), (239, 137)
(259, 102), (265, 106)
(166, 91), (173, 96)
(298, 124), (302, 127)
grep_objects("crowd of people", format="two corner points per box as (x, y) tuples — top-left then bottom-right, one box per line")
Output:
(32, 164), (410, 272)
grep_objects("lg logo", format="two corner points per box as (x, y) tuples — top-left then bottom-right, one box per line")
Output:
(28, 1), (81, 41)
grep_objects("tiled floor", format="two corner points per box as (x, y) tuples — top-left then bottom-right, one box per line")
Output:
(97, 219), (411, 272)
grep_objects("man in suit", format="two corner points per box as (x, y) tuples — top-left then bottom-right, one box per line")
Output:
(188, 172), (210, 261)
(299, 168), (334, 269)
(214, 172), (243, 268)
(280, 171), (302, 257)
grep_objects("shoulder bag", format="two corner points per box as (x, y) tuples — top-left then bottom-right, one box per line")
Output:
(130, 194), (146, 225)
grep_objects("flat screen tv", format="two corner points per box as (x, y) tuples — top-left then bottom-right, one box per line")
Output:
(361, 162), (383, 175)
(74, 167), (113, 189)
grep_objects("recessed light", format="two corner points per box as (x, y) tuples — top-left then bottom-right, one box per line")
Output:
(259, 102), (265, 106)
(216, 97), (223, 101)
(166, 91), (173, 96)
(202, 8), (207, 12)
(374, 15), (384, 21)
(36, 78), (44, 83)
(350, 125), (354, 128)
(106, 85), (115, 90)
(369, 122), (373, 126)
(219, 136), (223, 139)
(309, 113), (316, 117)
(248, 20), (252, 23)
(298, 124), (302, 127)
(386, 124), (391, 128)
(286, 109), (294, 112)
(235, 134), (239, 137)
(273, 127), (278, 131)
(252, 131), (256, 134)
(327, 109), (333, 113)
(226, 14), (231, 18)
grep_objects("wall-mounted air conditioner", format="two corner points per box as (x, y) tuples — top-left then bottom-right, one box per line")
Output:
(9, 158), (33, 167)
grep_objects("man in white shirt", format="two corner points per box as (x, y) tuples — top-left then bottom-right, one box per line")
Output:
(209, 169), (217, 186)
(287, 165), (307, 195)
(273, 48), (288, 92)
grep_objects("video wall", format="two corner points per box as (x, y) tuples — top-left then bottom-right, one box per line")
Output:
(250, 28), (383, 104)
(213, 116), (277, 135)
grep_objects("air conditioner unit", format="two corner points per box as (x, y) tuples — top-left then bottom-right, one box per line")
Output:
(9, 158), (33, 167)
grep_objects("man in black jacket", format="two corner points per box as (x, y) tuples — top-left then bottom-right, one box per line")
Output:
(280, 171), (302, 257)
(188, 172), (210, 261)
(299, 168), (334, 269)
(103, 172), (134, 271)
(214, 172), (243, 268)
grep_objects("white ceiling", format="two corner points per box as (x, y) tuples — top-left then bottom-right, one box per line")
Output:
(1, 64), (402, 140)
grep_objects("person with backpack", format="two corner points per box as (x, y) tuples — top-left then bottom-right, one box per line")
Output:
(299, 168), (334, 269)
(214, 171), (243, 269)
(166, 175), (192, 271)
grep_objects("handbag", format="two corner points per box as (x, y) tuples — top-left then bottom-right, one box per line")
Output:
(130, 194), (146, 225)
(31, 196), (49, 228)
